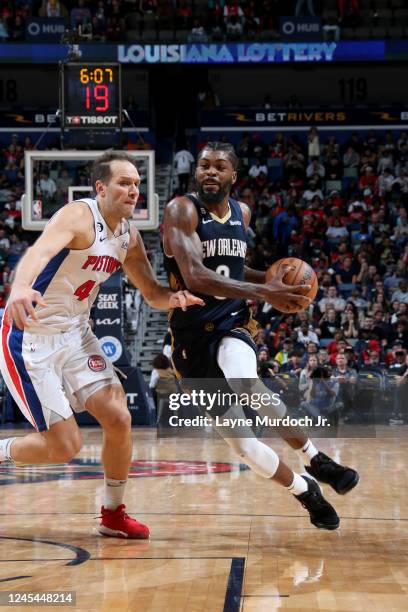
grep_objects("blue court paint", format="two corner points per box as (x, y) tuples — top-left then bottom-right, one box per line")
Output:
(223, 557), (245, 612)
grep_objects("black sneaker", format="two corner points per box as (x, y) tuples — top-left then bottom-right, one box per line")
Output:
(305, 451), (359, 495)
(295, 476), (340, 530)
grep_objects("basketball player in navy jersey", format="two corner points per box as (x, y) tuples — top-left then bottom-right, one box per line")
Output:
(0, 151), (203, 539)
(163, 142), (359, 530)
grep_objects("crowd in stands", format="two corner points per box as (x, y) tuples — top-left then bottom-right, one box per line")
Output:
(0, 134), (35, 315)
(1, 125), (408, 424)
(1, 0), (407, 44)
(228, 127), (408, 424)
(173, 127), (408, 424)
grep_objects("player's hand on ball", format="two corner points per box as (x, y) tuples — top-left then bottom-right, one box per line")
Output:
(169, 290), (205, 311)
(263, 264), (311, 311)
(6, 286), (47, 329)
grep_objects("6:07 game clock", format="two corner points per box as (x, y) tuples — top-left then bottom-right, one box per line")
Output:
(61, 63), (122, 129)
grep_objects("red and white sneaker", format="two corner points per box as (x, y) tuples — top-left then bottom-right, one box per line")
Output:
(98, 504), (150, 539)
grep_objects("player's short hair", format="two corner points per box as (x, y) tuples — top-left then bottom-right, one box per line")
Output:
(91, 150), (138, 191)
(198, 141), (238, 170)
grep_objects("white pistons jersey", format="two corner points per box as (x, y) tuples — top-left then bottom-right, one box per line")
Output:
(27, 198), (130, 334)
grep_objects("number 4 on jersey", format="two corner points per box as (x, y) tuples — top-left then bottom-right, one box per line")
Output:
(74, 279), (96, 301)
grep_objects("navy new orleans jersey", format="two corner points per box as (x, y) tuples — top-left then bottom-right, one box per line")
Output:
(164, 194), (257, 378)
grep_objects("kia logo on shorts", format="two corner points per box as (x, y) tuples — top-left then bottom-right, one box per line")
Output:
(88, 355), (107, 372)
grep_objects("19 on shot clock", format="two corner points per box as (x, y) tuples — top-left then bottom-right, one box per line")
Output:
(61, 62), (122, 129)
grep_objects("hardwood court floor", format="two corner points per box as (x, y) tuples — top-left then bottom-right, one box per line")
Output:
(0, 427), (407, 611)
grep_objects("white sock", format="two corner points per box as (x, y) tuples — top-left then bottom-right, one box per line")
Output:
(103, 478), (127, 510)
(298, 440), (319, 464)
(287, 473), (308, 496)
(0, 438), (16, 462)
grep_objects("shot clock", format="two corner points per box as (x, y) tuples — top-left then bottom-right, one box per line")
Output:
(61, 63), (122, 129)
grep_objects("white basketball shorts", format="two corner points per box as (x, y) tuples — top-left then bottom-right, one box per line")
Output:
(0, 322), (120, 432)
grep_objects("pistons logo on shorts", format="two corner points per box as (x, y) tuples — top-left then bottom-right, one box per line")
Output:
(88, 355), (107, 372)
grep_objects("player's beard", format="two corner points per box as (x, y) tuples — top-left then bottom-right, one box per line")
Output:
(197, 180), (232, 205)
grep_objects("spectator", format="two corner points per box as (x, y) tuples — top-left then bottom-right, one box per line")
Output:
(331, 352), (357, 418)
(273, 205), (299, 255)
(40, 0), (68, 17)
(377, 150), (394, 175)
(342, 310), (359, 339)
(188, 19), (208, 42)
(326, 219), (349, 244)
(106, 15), (126, 41)
(174, 146), (194, 194)
(149, 353), (178, 414)
(325, 157), (343, 181)
(9, 15), (25, 40)
(0, 229), (10, 250)
(318, 347), (331, 367)
(0, 18), (9, 41)
(362, 348), (384, 371)
(56, 167), (73, 195)
(198, 84), (220, 109)
(274, 338), (293, 366)
(8, 233), (28, 256)
(318, 286), (347, 314)
(319, 307), (340, 339)
(390, 353), (408, 425)
(259, 359), (289, 396)
(359, 166), (378, 193)
(249, 159), (268, 179)
(306, 158), (325, 179)
(223, 0), (244, 30)
(38, 171), (57, 198)
(71, 0), (92, 28)
(149, 353), (175, 390)
(388, 348), (407, 373)
(300, 366), (339, 422)
(327, 333), (350, 359)
(226, 13), (243, 38)
(299, 354), (319, 398)
(300, 341), (319, 368)
(378, 168), (395, 197)
(391, 281), (408, 305)
(297, 322), (319, 347)
(392, 170), (408, 196)
(257, 346), (270, 366)
(335, 256), (356, 285)
(343, 146), (360, 169)
(302, 180), (323, 203)
(295, 0), (315, 16)
(281, 350), (303, 376)
(307, 127), (320, 159)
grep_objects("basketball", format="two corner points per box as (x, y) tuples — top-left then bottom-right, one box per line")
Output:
(265, 257), (318, 313)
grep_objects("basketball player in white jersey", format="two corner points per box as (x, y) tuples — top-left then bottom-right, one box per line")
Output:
(0, 151), (203, 539)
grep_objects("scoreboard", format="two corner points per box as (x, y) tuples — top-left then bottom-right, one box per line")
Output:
(60, 62), (122, 129)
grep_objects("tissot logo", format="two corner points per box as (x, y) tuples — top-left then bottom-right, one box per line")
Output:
(66, 116), (119, 126)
